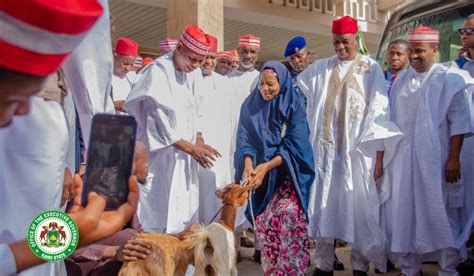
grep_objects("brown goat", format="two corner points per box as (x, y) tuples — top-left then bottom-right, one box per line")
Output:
(118, 183), (251, 276)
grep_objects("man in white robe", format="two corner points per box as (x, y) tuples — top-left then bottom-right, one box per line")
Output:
(228, 34), (261, 119)
(61, 0), (116, 148)
(453, 14), (474, 270)
(384, 26), (473, 276)
(0, 95), (69, 276)
(0, 2), (138, 274)
(124, 25), (220, 234)
(194, 35), (234, 224)
(111, 37), (139, 113)
(298, 16), (401, 275)
(228, 34), (260, 228)
(214, 51), (234, 76)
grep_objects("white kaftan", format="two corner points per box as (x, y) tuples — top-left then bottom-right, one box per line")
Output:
(227, 69), (259, 228)
(61, 0), (115, 150)
(0, 96), (68, 275)
(384, 64), (473, 257)
(298, 54), (401, 269)
(124, 53), (200, 234)
(446, 56), (474, 235)
(194, 72), (234, 224)
(111, 72), (136, 101)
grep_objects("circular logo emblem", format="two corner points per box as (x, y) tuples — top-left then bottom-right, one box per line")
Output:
(27, 210), (79, 261)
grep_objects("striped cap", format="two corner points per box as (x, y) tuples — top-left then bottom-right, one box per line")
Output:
(230, 49), (239, 61)
(0, 0), (103, 76)
(408, 26), (439, 44)
(217, 51), (233, 61)
(238, 34), (260, 49)
(179, 25), (210, 56)
(132, 56), (142, 70)
(159, 38), (178, 51)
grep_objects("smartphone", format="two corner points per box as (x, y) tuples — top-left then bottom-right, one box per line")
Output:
(82, 114), (137, 210)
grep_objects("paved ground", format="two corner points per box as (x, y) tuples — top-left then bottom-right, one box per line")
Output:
(237, 245), (440, 276)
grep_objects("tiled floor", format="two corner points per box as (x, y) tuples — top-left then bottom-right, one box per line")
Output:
(237, 246), (441, 276)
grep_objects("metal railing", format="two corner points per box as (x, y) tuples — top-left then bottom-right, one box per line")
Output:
(269, 0), (383, 23)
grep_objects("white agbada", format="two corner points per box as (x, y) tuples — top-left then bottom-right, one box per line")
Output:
(124, 52), (200, 233)
(446, 55), (474, 230)
(111, 72), (136, 101)
(194, 71), (234, 224)
(227, 69), (259, 227)
(62, 0), (115, 149)
(0, 96), (68, 275)
(384, 64), (473, 255)
(297, 54), (401, 268)
(228, 70), (259, 133)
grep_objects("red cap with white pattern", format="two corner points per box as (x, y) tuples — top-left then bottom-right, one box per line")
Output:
(238, 34), (260, 49)
(179, 25), (210, 56)
(0, 0), (103, 76)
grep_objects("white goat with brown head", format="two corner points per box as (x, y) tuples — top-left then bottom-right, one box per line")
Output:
(118, 183), (251, 276)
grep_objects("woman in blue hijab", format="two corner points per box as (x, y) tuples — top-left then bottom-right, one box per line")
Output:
(234, 61), (315, 274)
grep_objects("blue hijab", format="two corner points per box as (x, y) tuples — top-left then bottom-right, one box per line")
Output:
(234, 61), (315, 221)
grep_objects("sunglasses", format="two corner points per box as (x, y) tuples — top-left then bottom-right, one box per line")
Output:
(457, 28), (474, 35)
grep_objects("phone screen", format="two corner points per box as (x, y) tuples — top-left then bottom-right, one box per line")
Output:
(83, 114), (137, 210)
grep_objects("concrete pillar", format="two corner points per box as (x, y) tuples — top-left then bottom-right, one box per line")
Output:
(166, 0), (224, 51)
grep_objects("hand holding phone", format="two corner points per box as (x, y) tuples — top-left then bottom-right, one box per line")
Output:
(82, 114), (137, 210)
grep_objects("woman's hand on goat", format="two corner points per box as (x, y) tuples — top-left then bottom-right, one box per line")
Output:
(248, 163), (269, 189)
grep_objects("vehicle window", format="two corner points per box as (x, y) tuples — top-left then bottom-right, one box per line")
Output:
(376, 5), (473, 68)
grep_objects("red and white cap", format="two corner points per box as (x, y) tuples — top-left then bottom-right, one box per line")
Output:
(159, 38), (178, 51)
(238, 34), (260, 49)
(0, 0), (103, 76)
(115, 37), (139, 56)
(132, 56), (142, 70)
(408, 26), (439, 44)
(230, 49), (239, 61)
(217, 51), (233, 61)
(179, 25), (210, 56)
(206, 34), (218, 54)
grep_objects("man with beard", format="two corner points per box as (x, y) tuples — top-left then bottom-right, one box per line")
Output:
(124, 25), (220, 234)
(194, 35), (233, 225)
(227, 34), (261, 260)
(298, 16), (401, 275)
(384, 39), (408, 96)
(383, 26), (473, 276)
(229, 34), (261, 109)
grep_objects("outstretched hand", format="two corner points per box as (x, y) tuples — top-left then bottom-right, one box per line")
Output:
(191, 143), (221, 169)
(67, 173), (139, 246)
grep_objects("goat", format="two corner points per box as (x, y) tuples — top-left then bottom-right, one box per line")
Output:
(118, 183), (251, 276)
(191, 183), (250, 276)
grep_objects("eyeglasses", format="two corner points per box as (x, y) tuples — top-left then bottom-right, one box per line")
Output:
(457, 28), (474, 35)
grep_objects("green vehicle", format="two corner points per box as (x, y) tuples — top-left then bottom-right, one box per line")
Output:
(376, 0), (474, 67)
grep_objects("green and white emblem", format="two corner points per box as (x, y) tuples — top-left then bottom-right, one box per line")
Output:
(28, 210), (79, 261)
